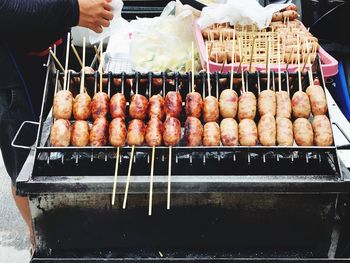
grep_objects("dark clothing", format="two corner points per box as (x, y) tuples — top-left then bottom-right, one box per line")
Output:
(0, 0), (80, 185)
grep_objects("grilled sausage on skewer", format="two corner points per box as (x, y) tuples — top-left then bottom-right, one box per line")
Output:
(276, 117), (293, 146)
(129, 94), (148, 120)
(90, 117), (108, 146)
(127, 119), (146, 146)
(92, 92), (109, 119)
(293, 118), (314, 146)
(292, 91), (311, 119)
(276, 91), (292, 119)
(71, 120), (90, 147)
(145, 117), (163, 146)
(53, 90), (73, 119)
(203, 96), (219, 123)
(165, 91), (182, 118)
(163, 117), (181, 146)
(220, 118), (238, 146)
(149, 94), (165, 121)
(184, 116), (203, 146)
(238, 119), (258, 146)
(109, 118), (127, 147)
(306, 85), (327, 116)
(258, 114), (276, 146)
(219, 89), (238, 118)
(258, 90), (276, 117)
(110, 93), (126, 119)
(203, 122), (220, 146)
(50, 119), (71, 147)
(238, 92), (256, 121)
(312, 115), (333, 146)
(73, 93), (92, 120)
(186, 91), (203, 118)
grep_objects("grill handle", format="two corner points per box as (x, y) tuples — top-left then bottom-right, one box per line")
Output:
(333, 122), (350, 150)
(11, 121), (39, 150)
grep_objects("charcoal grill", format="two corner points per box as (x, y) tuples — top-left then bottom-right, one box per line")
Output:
(12, 54), (350, 262)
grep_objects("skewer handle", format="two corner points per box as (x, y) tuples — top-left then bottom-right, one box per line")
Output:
(112, 147), (120, 206)
(148, 145), (155, 216)
(71, 44), (83, 68)
(123, 145), (135, 209)
(49, 50), (65, 72)
(167, 146), (172, 210)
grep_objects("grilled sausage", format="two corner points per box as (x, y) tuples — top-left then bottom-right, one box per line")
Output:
(312, 115), (333, 146)
(127, 119), (146, 146)
(145, 117), (163, 146)
(148, 94), (165, 121)
(129, 94), (148, 120)
(272, 12), (283, 22)
(186, 91), (203, 118)
(276, 91), (292, 118)
(292, 91), (311, 119)
(258, 90), (276, 116)
(306, 85), (327, 116)
(90, 117), (108, 146)
(238, 92), (256, 121)
(285, 3), (297, 11)
(219, 89), (238, 118)
(184, 116), (203, 146)
(238, 119), (258, 146)
(282, 10), (298, 20)
(50, 119), (71, 147)
(293, 118), (314, 146)
(258, 114), (276, 146)
(220, 118), (238, 146)
(71, 120), (90, 147)
(109, 118), (127, 147)
(163, 117), (181, 146)
(91, 92), (109, 119)
(203, 122), (220, 146)
(110, 93), (126, 119)
(203, 96), (219, 123)
(73, 93), (91, 120)
(276, 117), (294, 146)
(165, 91), (182, 118)
(53, 90), (73, 119)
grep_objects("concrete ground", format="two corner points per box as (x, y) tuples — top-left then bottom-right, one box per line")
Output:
(0, 151), (31, 262)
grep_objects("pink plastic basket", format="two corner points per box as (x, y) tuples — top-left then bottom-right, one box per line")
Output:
(194, 20), (338, 77)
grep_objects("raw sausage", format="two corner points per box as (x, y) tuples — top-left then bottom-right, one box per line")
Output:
(238, 119), (258, 146)
(276, 91), (292, 118)
(306, 85), (327, 116)
(258, 114), (276, 146)
(276, 117), (293, 146)
(293, 118), (314, 146)
(312, 115), (333, 146)
(220, 118), (238, 146)
(292, 91), (311, 119)
(238, 92), (256, 120)
(258, 90), (276, 116)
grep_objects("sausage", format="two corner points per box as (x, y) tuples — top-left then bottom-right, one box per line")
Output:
(165, 91), (182, 118)
(163, 117), (181, 146)
(186, 91), (203, 118)
(127, 119), (146, 146)
(292, 91), (311, 119)
(145, 117), (163, 146)
(184, 116), (203, 146)
(53, 90), (73, 119)
(238, 119), (258, 146)
(203, 96), (219, 123)
(285, 3), (297, 11)
(203, 122), (220, 146)
(219, 89), (238, 118)
(276, 117), (293, 146)
(258, 90), (276, 116)
(312, 115), (333, 146)
(293, 118), (314, 146)
(129, 94), (148, 120)
(109, 118), (127, 147)
(90, 117), (108, 146)
(276, 91), (292, 118)
(238, 92), (257, 121)
(110, 93), (126, 119)
(220, 118), (238, 146)
(73, 93), (91, 120)
(91, 92), (109, 119)
(258, 114), (276, 146)
(50, 119), (71, 147)
(282, 10), (298, 20)
(148, 94), (165, 121)
(71, 120), (90, 147)
(306, 85), (327, 116)
(272, 12), (283, 22)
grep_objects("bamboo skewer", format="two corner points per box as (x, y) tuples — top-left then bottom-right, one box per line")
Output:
(112, 147), (120, 206)
(277, 33), (281, 92)
(206, 42), (211, 97)
(99, 42), (103, 93)
(167, 146), (172, 210)
(63, 32), (71, 91)
(305, 39), (313, 84)
(94, 45), (101, 64)
(267, 37), (271, 91)
(123, 145), (135, 209)
(49, 49), (65, 72)
(148, 145), (155, 216)
(192, 42), (195, 93)
(248, 36), (256, 72)
(71, 43), (83, 68)
(80, 37), (86, 94)
(297, 35), (302, 92)
(285, 47), (294, 71)
(230, 30), (236, 90)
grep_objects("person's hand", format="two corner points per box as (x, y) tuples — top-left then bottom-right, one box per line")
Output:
(78, 0), (114, 33)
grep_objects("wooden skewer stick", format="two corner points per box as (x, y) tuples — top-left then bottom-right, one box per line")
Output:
(297, 35), (302, 92)
(241, 62), (245, 93)
(112, 147), (120, 206)
(167, 146), (172, 210)
(123, 145), (135, 209)
(94, 45), (101, 64)
(248, 36), (256, 72)
(301, 38), (312, 76)
(99, 41), (103, 93)
(285, 47), (294, 71)
(80, 37), (86, 94)
(267, 37), (271, 91)
(49, 49), (65, 72)
(265, 37), (269, 72)
(148, 145), (155, 216)
(305, 39), (313, 84)
(192, 42), (195, 93)
(277, 33), (281, 92)
(63, 32), (71, 91)
(230, 30), (236, 90)
(71, 44), (83, 68)
(206, 42), (211, 97)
